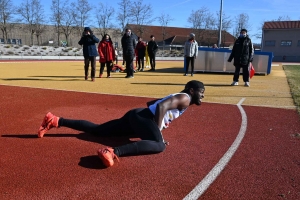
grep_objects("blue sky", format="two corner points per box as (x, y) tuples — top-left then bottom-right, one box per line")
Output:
(12, 0), (300, 43)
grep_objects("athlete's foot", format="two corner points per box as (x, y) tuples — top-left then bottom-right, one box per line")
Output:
(38, 112), (59, 138)
(97, 147), (119, 167)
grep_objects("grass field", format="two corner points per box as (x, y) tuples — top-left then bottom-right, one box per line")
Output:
(283, 65), (300, 114)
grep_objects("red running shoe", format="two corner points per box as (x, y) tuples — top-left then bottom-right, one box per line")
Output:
(38, 112), (59, 138)
(97, 147), (119, 167)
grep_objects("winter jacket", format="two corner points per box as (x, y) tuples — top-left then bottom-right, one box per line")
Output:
(78, 28), (99, 58)
(98, 40), (115, 63)
(147, 40), (158, 55)
(121, 33), (136, 57)
(228, 36), (254, 66)
(135, 41), (146, 57)
(184, 39), (198, 57)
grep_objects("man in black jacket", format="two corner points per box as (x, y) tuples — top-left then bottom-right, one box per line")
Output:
(228, 29), (254, 87)
(121, 28), (136, 78)
(78, 27), (99, 81)
(147, 35), (158, 71)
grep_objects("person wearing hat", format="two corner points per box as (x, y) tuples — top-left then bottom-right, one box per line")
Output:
(78, 27), (100, 81)
(37, 80), (205, 168)
(228, 28), (254, 87)
(184, 33), (198, 76)
(147, 35), (158, 71)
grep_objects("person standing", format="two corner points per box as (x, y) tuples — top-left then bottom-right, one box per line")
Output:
(98, 34), (115, 78)
(37, 80), (205, 168)
(228, 28), (254, 87)
(184, 33), (198, 76)
(135, 37), (146, 71)
(78, 27), (100, 81)
(147, 35), (158, 71)
(121, 28), (136, 78)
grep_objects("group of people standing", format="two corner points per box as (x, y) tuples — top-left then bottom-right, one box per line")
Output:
(78, 27), (253, 87)
(78, 27), (158, 80)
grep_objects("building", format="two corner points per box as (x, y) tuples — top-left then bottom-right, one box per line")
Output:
(126, 24), (235, 50)
(262, 21), (300, 62)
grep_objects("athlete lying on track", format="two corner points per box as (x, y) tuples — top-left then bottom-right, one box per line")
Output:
(37, 80), (205, 167)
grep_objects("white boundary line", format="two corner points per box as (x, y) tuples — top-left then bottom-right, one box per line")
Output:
(183, 98), (247, 200)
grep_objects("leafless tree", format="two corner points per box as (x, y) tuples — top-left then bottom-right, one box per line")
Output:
(16, 0), (46, 46)
(95, 3), (115, 37)
(233, 13), (251, 38)
(71, 0), (92, 29)
(216, 11), (232, 47)
(0, 0), (15, 44)
(275, 15), (291, 21)
(116, 0), (132, 34)
(51, 0), (64, 46)
(158, 13), (173, 51)
(187, 7), (215, 45)
(129, 0), (153, 37)
(60, 4), (77, 46)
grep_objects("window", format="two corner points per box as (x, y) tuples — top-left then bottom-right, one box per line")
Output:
(298, 40), (300, 46)
(281, 40), (292, 46)
(265, 40), (275, 46)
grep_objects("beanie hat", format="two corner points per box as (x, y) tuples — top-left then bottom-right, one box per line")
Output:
(84, 27), (92, 32)
(240, 29), (247, 33)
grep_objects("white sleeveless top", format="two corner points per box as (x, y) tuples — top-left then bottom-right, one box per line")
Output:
(149, 93), (190, 131)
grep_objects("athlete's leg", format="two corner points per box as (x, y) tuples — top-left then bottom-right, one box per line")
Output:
(113, 108), (166, 156)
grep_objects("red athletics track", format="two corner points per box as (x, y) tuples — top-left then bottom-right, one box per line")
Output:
(0, 85), (299, 200)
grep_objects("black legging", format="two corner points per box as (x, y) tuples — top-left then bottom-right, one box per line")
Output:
(149, 53), (156, 70)
(58, 108), (166, 157)
(100, 61), (112, 76)
(137, 56), (144, 70)
(185, 56), (195, 74)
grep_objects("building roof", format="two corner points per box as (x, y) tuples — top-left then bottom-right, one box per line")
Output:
(126, 24), (235, 47)
(263, 21), (300, 29)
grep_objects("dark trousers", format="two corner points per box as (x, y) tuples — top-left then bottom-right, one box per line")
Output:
(84, 56), (96, 78)
(125, 55), (134, 77)
(185, 56), (195, 74)
(100, 61), (112, 77)
(137, 56), (144, 70)
(115, 57), (118, 65)
(233, 64), (250, 82)
(59, 108), (166, 157)
(149, 53), (156, 70)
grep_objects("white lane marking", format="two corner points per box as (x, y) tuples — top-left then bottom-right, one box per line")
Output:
(183, 98), (247, 200)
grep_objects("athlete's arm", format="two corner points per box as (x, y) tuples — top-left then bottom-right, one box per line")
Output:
(154, 94), (190, 128)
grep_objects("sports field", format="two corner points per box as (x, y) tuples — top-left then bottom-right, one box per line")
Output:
(0, 60), (299, 199)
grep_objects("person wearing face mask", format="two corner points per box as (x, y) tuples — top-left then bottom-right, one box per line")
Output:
(78, 27), (100, 81)
(98, 34), (115, 78)
(228, 29), (254, 87)
(121, 28), (137, 78)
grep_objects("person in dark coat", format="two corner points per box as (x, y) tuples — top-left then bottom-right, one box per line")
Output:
(135, 37), (146, 71)
(78, 27), (100, 81)
(147, 35), (158, 71)
(121, 28), (136, 78)
(228, 28), (254, 87)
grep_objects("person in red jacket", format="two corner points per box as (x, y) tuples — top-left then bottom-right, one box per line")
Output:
(98, 34), (115, 78)
(135, 37), (146, 71)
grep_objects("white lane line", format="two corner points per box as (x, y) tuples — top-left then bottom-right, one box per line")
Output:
(183, 98), (247, 200)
